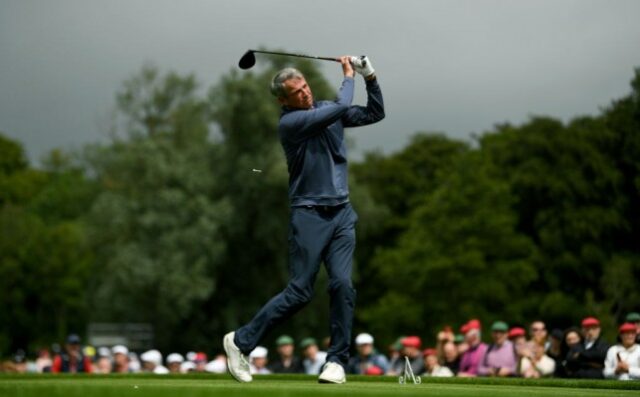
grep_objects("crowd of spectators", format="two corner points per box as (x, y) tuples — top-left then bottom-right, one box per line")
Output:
(3, 312), (639, 381)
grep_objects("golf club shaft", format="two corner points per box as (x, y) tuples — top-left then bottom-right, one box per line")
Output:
(250, 49), (339, 63)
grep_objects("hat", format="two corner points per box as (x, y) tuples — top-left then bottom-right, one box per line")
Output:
(112, 345), (129, 356)
(401, 336), (422, 349)
(249, 346), (268, 359)
(619, 323), (637, 334)
(141, 349), (163, 366)
(392, 336), (406, 351)
(364, 365), (384, 375)
(422, 348), (437, 357)
(98, 347), (112, 358)
(453, 334), (465, 343)
(299, 337), (317, 349)
(167, 353), (184, 364)
(355, 333), (374, 345)
(66, 334), (81, 344)
(194, 352), (207, 363)
(276, 335), (294, 346)
(467, 319), (482, 330)
(626, 312), (640, 322)
(581, 317), (600, 327)
(508, 327), (526, 339)
(491, 321), (509, 332)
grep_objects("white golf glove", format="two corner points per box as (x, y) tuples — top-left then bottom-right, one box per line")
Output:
(350, 56), (375, 78)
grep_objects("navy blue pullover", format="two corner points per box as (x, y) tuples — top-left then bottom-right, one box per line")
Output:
(279, 76), (384, 207)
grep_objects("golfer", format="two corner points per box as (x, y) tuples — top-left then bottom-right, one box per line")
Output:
(224, 55), (384, 384)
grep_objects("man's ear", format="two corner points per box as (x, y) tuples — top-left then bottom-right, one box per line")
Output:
(277, 96), (287, 106)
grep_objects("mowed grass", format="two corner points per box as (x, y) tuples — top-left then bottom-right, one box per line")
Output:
(1, 374), (639, 397)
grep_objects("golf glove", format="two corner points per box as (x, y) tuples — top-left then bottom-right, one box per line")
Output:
(351, 56), (375, 78)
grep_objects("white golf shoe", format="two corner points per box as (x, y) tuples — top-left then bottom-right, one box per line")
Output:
(318, 362), (346, 384)
(223, 332), (252, 383)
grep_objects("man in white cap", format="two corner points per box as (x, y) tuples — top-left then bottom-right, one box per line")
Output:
(166, 353), (184, 374)
(347, 333), (389, 375)
(112, 345), (130, 373)
(249, 346), (271, 375)
(140, 349), (169, 374)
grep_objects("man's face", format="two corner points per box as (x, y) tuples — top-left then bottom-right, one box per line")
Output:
(582, 325), (600, 341)
(443, 342), (457, 361)
(168, 362), (181, 373)
(424, 355), (438, 371)
(279, 77), (313, 109)
(492, 331), (507, 345)
(277, 344), (294, 358)
(357, 343), (373, 357)
(530, 321), (547, 342)
(621, 332), (636, 348)
(302, 345), (318, 359)
(66, 343), (80, 356)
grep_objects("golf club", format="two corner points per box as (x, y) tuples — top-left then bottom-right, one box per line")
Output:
(238, 49), (340, 69)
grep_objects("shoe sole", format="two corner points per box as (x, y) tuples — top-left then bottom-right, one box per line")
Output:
(318, 378), (346, 384)
(223, 333), (252, 383)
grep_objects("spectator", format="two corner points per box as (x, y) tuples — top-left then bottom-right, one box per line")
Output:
(35, 349), (52, 373)
(193, 352), (208, 372)
(386, 337), (405, 375)
(347, 333), (389, 375)
(422, 348), (453, 377)
(166, 353), (184, 374)
(478, 321), (517, 377)
(604, 323), (640, 380)
(128, 352), (141, 373)
(300, 338), (327, 375)
(181, 361), (196, 373)
(559, 326), (583, 378)
(441, 341), (460, 375)
(519, 342), (556, 378)
(570, 317), (609, 378)
(52, 334), (92, 373)
(546, 329), (564, 377)
(94, 348), (113, 374)
(140, 350), (169, 374)
(267, 335), (304, 374)
(529, 321), (549, 350)
(457, 320), (487, 377)
(625, 312), (640, 344)
(388, 336), (424, 376)
(112, 345), (131, 373)
(249, 346), (271, 375)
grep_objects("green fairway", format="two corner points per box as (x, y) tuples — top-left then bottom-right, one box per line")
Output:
(1, 374), (639, 397)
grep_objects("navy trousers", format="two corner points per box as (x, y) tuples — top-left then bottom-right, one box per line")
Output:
(234, 203), (358, 368)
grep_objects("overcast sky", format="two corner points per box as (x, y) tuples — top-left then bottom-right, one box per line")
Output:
(1, 0), (639, 162)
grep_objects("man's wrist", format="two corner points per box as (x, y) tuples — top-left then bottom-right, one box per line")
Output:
(365, 73), (376, 81)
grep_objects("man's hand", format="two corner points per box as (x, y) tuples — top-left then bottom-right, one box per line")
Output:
(616, 360), (629, 374)
(351, 56), (376, 79)
(339, 56), (355, 78)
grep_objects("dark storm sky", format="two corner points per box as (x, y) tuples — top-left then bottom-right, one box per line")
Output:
(1, 0), (639, 162)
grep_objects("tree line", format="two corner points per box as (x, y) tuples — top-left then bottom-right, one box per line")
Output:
(1, 58), (638, 356)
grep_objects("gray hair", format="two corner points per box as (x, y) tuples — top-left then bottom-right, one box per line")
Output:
(270, 68), (304, 98)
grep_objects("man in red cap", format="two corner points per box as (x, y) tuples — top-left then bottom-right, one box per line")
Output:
(604, 323), (640, 380)
(566, 317), (609, 378)
(388, 336), (424, 375)
(457, 320), (488, 377)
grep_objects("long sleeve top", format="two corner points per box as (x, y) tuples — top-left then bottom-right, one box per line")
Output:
(603, 343), (640, 380)
(279, 77), (384, 207)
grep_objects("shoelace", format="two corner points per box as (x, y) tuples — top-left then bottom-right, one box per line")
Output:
(239, 354), (250, 371)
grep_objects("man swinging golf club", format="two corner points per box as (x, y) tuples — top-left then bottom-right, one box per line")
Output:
(224, 55), (384, 384)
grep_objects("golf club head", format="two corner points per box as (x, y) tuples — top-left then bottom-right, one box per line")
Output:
(238, 50), (256, 69)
